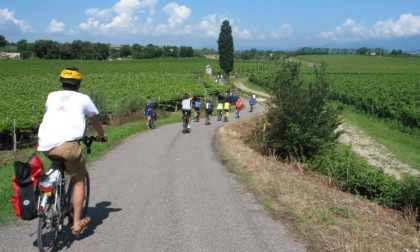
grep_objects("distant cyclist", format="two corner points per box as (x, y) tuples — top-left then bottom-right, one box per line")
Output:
(205, 99), (213, 125)
(249, 95), (256, 112)
(194, 98), (201, 122)
(216, 102), (223, 121)
(223, 100), (230, 122)
(37, 66), (107, 236)
(144, 95), (154, 128)
(181, 93), (193, 129)
(235, 98), (242, 118)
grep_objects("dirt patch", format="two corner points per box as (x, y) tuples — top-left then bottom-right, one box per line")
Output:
(338, 122), (420, 179)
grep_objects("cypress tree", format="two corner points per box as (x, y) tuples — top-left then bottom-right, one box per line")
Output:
(217, 20), (234, 76)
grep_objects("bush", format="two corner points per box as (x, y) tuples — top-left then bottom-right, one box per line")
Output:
(256, 61), (342, 161)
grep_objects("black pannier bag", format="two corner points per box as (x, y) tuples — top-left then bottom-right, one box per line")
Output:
(11, 153), (45, 220)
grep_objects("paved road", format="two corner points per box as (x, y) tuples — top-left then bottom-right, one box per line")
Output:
(0, 99), (306, 252)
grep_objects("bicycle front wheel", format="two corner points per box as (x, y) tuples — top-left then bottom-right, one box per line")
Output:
(37, 213), (59, 252)
(67, 171), (90, 224)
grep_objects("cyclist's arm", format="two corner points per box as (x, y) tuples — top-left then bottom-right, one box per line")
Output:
(89, 115), (107, 141)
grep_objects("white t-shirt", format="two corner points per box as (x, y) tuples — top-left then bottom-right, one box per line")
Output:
(37, 90), (99, 151)
(182, 98), (192, 110)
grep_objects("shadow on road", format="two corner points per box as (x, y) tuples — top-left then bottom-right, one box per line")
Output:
(54, 201), (122, 251)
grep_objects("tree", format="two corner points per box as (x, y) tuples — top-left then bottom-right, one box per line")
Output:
(131, 43), (143, 59)
(33, 40), (60, 59)
(162, 46), (179, 58)
(120, 45), (132, 58)
(0, 35), (8, 47)
(217, 20), (234, 76)
(16, 39), (28, 52)
(356, 47), (369, 54)
(179, 46), (193, 57)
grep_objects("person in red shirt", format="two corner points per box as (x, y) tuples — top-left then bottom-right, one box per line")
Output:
(235, 98), (242, 118)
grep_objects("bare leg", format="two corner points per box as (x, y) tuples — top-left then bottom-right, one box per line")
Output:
(72, 175), (85, 232)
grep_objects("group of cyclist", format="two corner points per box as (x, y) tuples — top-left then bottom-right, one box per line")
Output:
(180, 92), (256, 127)
(180, 93), (214, 129)
(38, 66), (256, 237)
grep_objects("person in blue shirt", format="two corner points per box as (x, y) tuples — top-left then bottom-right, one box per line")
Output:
(144, 96), (154, 128)
(249, 95), (256, 112)
(194, 98), (201, 122)
(205, 99), (213, 125)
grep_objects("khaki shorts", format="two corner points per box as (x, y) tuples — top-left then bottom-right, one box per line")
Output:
(44, 141), (86, 178)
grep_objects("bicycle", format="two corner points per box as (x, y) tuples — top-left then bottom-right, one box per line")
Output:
(217, 110), (223, 121)
(194, 110), (200, 122)
(148, 111), (156, 129)
(235, 109), (240, 118)
(182, 111), (190, 134)
(223, 110), (229, 122)
(205, 109), (212, 125)
(249, 98), (256, 113)
(37, 136), (99, 252)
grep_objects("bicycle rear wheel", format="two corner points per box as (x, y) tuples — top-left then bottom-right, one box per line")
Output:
(150, 117), (155, 129)
(37, 210), (59, 252)
(66, 171), (90, 224)
(182, 114), (188, 133)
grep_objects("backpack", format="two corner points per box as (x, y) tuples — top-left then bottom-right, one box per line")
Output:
(11, 153), (45, 220)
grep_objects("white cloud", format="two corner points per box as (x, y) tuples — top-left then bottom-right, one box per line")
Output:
(319, 13), (420, 42)
(163, 2), (191, 28)
(0, 8), (34, 33)
(46, 19), (65, 33)
(76, 0), (159, 36)
(113, 0), (157, 16)
(233, 27), (252, 39)
(270, 24), (293, 39)
(79, 17), (101, 31)
(195, 14), (220, 37)
(77, 0), (194, 37)
(371, 13), (420, 38)
(85, 8), (112, 19)
(319, 18), (369, 41)
(99, 13), (139, 33)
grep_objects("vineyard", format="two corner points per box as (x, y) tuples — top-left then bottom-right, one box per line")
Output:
(0, 57), (276, 149)
(295, 55), (420, 130)
(250, 55), (420, 130)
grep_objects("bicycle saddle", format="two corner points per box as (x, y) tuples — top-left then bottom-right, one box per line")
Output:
(47, 155), (67, 163)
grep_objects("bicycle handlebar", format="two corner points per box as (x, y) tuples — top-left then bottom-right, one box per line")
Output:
(78, 135), (107, 154)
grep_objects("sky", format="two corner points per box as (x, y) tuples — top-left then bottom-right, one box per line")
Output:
(1, 0), (420, 51)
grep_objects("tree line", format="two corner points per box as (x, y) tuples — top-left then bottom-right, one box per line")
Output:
(234, 46), (409, 61)
(0, 35), (195, 60)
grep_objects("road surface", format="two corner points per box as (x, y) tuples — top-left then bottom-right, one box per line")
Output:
(0, 98), (306, 252)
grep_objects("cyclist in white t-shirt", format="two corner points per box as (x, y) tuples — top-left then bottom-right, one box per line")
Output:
(37, 66), (107, 236)
(181, 92), (193, 129)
